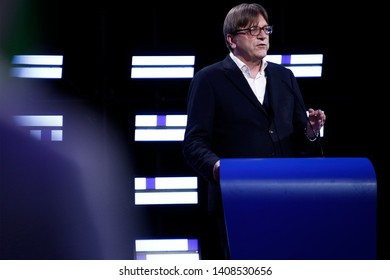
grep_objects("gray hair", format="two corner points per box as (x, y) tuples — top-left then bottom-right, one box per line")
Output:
(223, 3), (269, 51)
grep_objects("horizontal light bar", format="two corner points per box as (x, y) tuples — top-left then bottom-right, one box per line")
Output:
(135, 115), (187, 127)
(266, 54), (323, 77)
(134, 128), (185, 141)
(135, 238), (198, 252)
(135, 252), (200, 260)
(135, 177), (197, 190)
(135, 192), (198, 205)
(290, 54), (323, 64)
(286, 66), (322, 77)
(12, 55), (63, 65)
(135, 114), (187, 141)
(131, 67), (194, 78)
(132, 56), (195, 66)
(131, 55), (195, 79)
(14, 115), (63, 126)
(10, 67), (62, 79)
(267, 54), (323, 64)
(135, 176), (198, 205)
(10, 55), (63, 79)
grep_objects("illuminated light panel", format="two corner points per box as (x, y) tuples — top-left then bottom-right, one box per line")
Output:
(131, 55), (195, 79)
(266, 54), (323, 77)
(136, 238), (198, 252)
(132, 56), (195, 66)
(13, 115), (63, 141)
(135, 177), (197, 190)
(13, 115), (63, 126)
(266, 54), (323, 64)
(134, 176), (198, 205)
(131, 67), (194, 78)
(135, 128), (185, 141)
(134, 114), (187, 141)
(12, 55), (63, 65)
(135, 191), (198, 205)
(136, 114), (187, 127)
(10, 55), (63, 79)
(51, 130), (63, 141)
(135, 238), (199, 260)
(286, 66), (322, 77)
(10, 67), (62, 79)
(136, 252), (200, 261)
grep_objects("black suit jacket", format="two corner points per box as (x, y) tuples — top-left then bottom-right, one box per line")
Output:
(182, 54), (321, 211)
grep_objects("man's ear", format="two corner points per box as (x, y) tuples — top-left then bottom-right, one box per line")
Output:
(226, 34), (235, 47)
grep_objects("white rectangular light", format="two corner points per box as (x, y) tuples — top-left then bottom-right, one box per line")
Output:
(290, 54), (323, 64)
(131, 67), (194, 78)
(132, 56), (195, 66)
(135, 115), (158, 126)
(286, 66), (322, 77)
(135, 176), (198, 205)
(137, 253), (200, 260)
(14, 115), (63, 126)
(135, 238), (199, 260)
(135, 114), (187, 127)
(165, 115), (187, 126)
(51, 130), (63, 141)
(266, 54), (323, 78)
(134, 177), (197, 190)
(131, 55), (195, 79)
(135, 238), (197, 252)
(135, 114), (187, 141)
(12, 55), (63, 65)
(266, 54), (323, 64)
(10, 55), (63, 79)
(134, 128), (185, 141)
(10, 67), (63, 79)
(265, 54), (283, 64)
(135, 191), (198, 205)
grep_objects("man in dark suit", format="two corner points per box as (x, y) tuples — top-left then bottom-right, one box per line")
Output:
(182, 3), (326, 260)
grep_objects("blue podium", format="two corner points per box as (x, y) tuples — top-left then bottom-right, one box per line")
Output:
(220, 157), (377, 260)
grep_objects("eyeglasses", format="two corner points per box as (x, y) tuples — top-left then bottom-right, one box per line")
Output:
(233, 25), (273, 36)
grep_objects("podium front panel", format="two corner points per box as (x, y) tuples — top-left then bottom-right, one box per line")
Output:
(220, 157), (377, 260)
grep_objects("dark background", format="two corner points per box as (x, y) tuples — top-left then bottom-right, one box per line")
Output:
(1, 0), (388, 259)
